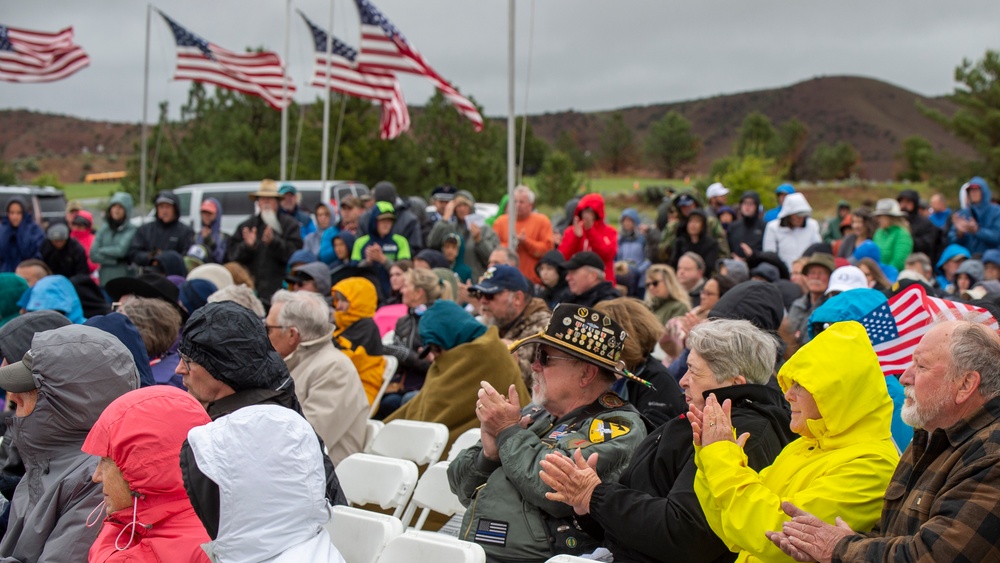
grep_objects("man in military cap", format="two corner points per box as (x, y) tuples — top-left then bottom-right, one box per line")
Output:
(448, 303), (647, 562)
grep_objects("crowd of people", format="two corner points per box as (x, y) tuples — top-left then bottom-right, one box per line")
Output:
(0, 175), (998, 562)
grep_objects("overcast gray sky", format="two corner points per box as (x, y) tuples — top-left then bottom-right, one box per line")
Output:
(3, 1), (998, 123)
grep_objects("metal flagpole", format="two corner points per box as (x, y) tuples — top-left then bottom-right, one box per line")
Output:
(280, 0), (291, 181)
(506, 0), (516, 249)
(320, 0), (335, 193)
(140, 3), (151, 217)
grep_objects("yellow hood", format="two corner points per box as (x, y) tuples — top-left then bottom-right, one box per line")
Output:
(777, 321), (893, 450)
(333, 277), (378, 333)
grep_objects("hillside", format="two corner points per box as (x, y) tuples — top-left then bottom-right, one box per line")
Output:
(0, 75), (978, 183)
(527, 75), (976, 180)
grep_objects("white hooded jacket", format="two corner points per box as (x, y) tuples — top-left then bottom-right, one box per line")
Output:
(186, 405), (346, 563)
(762, 192), (821, 269)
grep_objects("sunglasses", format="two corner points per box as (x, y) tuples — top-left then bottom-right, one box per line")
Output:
(647, 280), (661, 288)
(534, 348), (577, 367)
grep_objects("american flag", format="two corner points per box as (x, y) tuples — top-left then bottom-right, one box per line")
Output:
(0, 25), (90, 83)
(353, 0), (484, 131)
(862, 283), (998, 376)
(159, 12), (294, 111)
(299, 12), (409, 139)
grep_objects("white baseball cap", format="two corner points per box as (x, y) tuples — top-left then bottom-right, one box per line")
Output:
(826, 265), (868, 295)
(706, 182), (730, 199)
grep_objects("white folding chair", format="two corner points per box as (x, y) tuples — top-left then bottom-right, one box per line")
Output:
(335, 453), (419, 519)
(364, 419), (385, 453)
(369, 355), (399, 418)
(327, 505), (405, 563)
(377, 530), (485, 563)
(400, 461), (465, 529)
(446, 428), (482, 461)
(545, 556), (597, 562)
(369, 420), (449, 466)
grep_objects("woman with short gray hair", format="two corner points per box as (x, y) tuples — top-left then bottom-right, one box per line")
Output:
(539, 319), (794, 562)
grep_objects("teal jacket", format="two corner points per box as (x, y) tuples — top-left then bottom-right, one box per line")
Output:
(90, 193), (138, 285)
(448, 393), (646, 562)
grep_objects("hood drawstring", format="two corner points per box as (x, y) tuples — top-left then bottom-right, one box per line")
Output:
(115, 491), (148, 551)
(85, 499), (106, 528)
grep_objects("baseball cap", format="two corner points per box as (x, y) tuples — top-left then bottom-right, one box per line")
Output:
(564, 251), (605, 272)
(705, 182), (729, 199)
(430, 185), (458, 201)
(278, 184), (297, 195)
(200, 200), (219, 214)
(46, 223), (69, 242)
(826, 266), (868, 295)
(802, 253), (836, 276)
(470, 265), (531, 295)
(155, 194), (174, 205)
(0, 350), (37, 393)
(675, 194), (696, 207)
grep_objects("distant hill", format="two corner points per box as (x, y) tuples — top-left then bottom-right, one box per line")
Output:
(524, 75), (976, 180)
(0, 75), (978, 183)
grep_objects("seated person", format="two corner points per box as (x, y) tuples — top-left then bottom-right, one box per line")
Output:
(84, 386), (211, 561)
(182, 405), (347, 562)
(442, 233), (473, 283)
(118, 296), (185, 388)
(539, 319), (793, 563)
(332, 277), (386, 404)
(386, 299), (529, 450)
(40, 222), (89, 278)
(448, 304), (647, 561)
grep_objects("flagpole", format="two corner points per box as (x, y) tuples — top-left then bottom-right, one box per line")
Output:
(140, 3), (151, 218)
(330, 95), (348, 180)
(280, 0), (291, 181)
(320, 0), (335, 193)
(506, 0), (516, 249)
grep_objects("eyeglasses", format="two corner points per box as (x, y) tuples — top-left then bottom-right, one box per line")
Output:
(179, 353), (194, 372)
(475, 291), (500, 301)
(534, 348), (577, 367)
(647, 280), (661, 288)
(265, 324), (288, 333)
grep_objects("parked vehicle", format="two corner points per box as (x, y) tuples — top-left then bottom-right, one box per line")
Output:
(0, 185), (67, 228)
(133, 181), (369, 235)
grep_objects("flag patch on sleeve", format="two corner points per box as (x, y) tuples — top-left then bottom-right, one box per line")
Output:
(474, 518), (509, 546)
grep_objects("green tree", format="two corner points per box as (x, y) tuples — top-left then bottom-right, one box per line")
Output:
(599, 112), (636, 173)
(715, 154), (782, 201)
(921, 49), (1000, 187)
(806, 141), (860, 180)
(768, 118), (809, 178)
(644, 111), (700, 178)
(554, 130), (592, 171)
(514, 117), (549, 177)
(32, 172), (64, 190)
(897, 135), (934, 181)
(736, 112), (777, 157)
(0, 159), (16, 185)
(537, 150), (579, 206)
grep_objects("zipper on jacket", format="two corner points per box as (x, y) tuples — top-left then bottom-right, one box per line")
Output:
(462, 483), (488, 541)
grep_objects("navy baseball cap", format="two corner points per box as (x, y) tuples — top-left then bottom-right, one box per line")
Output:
(470, 265), (531, 295)
(430, 185), (458, 201)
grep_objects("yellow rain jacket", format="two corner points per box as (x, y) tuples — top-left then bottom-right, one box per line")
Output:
(694, 321), (899, 562)
(333, 277), (387, 404)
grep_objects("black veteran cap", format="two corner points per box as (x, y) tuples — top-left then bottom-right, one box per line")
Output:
(510, 303), (628, 374)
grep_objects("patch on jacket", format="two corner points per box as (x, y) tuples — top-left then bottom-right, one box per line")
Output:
(588, 418), (631, 443)
(548, 424), (570, 440)
(474, 518), (508, 547)
(598, 392), (625, 409)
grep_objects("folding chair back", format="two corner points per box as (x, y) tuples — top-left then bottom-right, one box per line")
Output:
(369, 355), (399, 418)
(400, 461), (466, 529)
(327, 505), (404, 563)
(335, 453), (418, 519)
(446, 428), (482, 461)
(369, 419), (449, 466)
(376, 530), (485, 563)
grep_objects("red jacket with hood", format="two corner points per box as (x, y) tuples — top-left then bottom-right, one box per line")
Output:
(83, 386), (212, 563)
(559, 193), (617, 281)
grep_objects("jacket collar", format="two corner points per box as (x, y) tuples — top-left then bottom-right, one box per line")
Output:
(943, 395), (1000, 447)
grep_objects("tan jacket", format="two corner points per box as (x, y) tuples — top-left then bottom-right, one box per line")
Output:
(285, 336), (368, 465)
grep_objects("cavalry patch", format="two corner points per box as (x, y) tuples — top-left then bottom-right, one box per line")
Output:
(589, 418), (631, 443)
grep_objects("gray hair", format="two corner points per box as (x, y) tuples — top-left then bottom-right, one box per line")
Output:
(680, 252), (706, 273)
(118, 297), (183, 357)
(686, 319), (777, 384)
(947, 320), (1000, 400)
(491, 247), (519, 267)
(208, 284), (266, 319)
(513, 185), (535, 204)
(270, 290), (333, 341)
(582, 265), (605, 279)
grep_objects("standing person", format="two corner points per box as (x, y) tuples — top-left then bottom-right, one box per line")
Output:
(670, 209), (719, 277)
(559, 193), (617, 282)
(447, 304), (646, 561)
(897, 189), (942, 262)
(676, 252), (708, 308)
(69, 210), (98, 272)
(658, 190), (730, 264)
(358, 181), (423, 253)
(615, 208), (653, 297)
(228, 180), (303, 306)
(351, 201), (412, 299)
(536, 250), (572, 310)
(91, 193), (139, 285)
(928, 192), (952, 229)
(334, 195), (363, 237)
(128, 190), (194, 271)
(564, 251), (620, 308)
(195, 197), (229, 264)
(873, 198), (914, 271)
(769, 320), (1000, 562)
(0, 325), (139, 562)
(278, 183), (314, 239)
(762, 192), (821, 270)
(728, 191), (767, 259)
(823, 200), (851, 243)
(492, 185), (554, 285)
(836, 208), (877, 260)
(84, 386), (211, 562)
(763, 183), (796, 222)
(268, 290), (368, 465)
(949, 176), (1000, 255)
(691, 321), (899, 562)
(705, 182), (730, 217)
(428, 190), (499, 281)
(0, 197), (44, 273)
(306, 201), (336, 259)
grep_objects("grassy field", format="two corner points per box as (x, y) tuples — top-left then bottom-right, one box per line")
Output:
(63, 182), (123, 201)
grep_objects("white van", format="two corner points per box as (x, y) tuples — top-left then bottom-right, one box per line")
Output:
(134, 180), (369, 235)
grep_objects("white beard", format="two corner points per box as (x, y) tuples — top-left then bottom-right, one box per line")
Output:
(900, 386), (948, 430)
(260, 209), (283, 235)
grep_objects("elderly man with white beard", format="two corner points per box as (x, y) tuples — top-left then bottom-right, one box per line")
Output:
(228, 179), (303, 306)
(766, 318), (1000, 562)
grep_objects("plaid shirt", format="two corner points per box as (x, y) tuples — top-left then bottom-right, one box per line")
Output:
(833, 396), (1000, 562)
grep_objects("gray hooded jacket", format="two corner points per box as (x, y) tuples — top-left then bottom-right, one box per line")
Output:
(0, 325), (139, 563)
